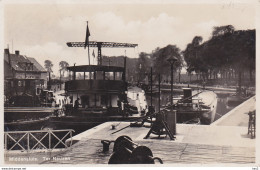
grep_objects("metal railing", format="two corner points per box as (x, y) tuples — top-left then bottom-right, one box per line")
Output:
(4, 129), (75, 152)
(248, 110), (256, 139)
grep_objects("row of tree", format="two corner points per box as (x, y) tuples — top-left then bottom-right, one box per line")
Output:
(135, 25), (255, 86)
(44, 60), (69, 79)
(183, 25), (255, 83)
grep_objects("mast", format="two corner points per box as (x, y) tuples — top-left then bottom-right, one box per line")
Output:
(85, 21), (91, 65)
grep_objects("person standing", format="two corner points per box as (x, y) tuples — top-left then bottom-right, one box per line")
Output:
(74, 98), (80, 115)
(121, 101), (124, 115)
(74, 98), (80, 109)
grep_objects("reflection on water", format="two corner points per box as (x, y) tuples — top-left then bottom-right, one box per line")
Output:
(214, 97), (235, 121)
(146, 91), (236, 123)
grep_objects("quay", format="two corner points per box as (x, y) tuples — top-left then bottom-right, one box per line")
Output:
(4, 96), (256, 165)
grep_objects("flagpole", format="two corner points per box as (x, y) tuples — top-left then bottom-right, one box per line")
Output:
(87, 21), (90, 65)
(93, 49), (94, 64)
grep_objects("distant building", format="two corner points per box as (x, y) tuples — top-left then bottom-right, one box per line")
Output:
(4, 49), (48, 98)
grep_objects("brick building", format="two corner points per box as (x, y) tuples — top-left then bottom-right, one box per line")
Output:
(4, 49), (48, 99)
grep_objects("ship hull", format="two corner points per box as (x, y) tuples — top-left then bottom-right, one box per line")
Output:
(45, 86), (147, 135)
(198, 91), (218, 124)
(4, 107), (55, 131)
(172, 90), (218, 125)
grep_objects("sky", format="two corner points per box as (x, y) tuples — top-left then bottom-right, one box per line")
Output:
(3, 0), (256, 75)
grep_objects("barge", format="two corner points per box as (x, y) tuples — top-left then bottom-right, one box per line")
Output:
(168, 88), (218, 125)
(47, 59), (148, 134)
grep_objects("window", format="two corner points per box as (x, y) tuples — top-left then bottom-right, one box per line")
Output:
(115, 72), (122, 80)
(96, 71), (103, 80)
(106, 72), (114, 80)
(101, 95), (108, 106)
(76, 72), (85, 80)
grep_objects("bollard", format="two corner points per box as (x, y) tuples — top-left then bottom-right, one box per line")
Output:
(101, 140), (113, 152)
(104, 135), (163, 164)
(166, 110), (177, 135)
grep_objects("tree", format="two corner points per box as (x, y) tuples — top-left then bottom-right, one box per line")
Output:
(44, 60), (53, 90)
(212, 25), (234, 37)
(151, 45), (182, 81)
(59, 61), (69, 77)
(44, 60), (53, 78)
(183, 25), (255, 88)
(183, 36), (205, 78)
(136, 52), (152, 82)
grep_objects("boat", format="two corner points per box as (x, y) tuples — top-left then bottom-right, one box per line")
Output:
(46, 59), (148, 134)
(4, 90), (58, 131)
(166, 88), (218, 125)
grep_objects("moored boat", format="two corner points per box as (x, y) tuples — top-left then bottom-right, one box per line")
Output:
(46, 60), (148, 134)
(4, 93), (58, 131)
(167, 88), (217, 125)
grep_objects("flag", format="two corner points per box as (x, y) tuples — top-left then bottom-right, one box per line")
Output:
(84, 24), (90, 49)
(92, 49), (95, 58)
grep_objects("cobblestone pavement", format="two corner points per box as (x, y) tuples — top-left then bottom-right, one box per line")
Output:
(40, 138), (255, 165)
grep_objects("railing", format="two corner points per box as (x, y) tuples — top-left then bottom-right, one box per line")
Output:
(248, 110), (256, 139)
(4, 129), (75, 152)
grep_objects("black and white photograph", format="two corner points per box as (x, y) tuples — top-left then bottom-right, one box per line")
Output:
(1, 0), (259, 167)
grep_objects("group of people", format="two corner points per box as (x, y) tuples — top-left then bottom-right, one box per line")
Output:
(52, 97), (72, 117)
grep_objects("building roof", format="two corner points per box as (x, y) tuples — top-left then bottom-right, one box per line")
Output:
(67, 65), (124, 72)
(27, 57), (46, 72)
(4, 51), (47, 73)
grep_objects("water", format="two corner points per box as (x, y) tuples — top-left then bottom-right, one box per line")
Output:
(146, 91), (236, 123)
(214, 96), (235, 121)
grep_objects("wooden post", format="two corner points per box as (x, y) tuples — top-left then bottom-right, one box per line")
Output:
(5, 133), (7, 150)
(49, 130), (51, 150)
(27, 132), (30, 151)
(158, 74), (160, 113)
(110, 95), (112, 107)
(60, 69), (62, 89)
(150, 67), (153, 107)
(94, 94), (97, 107)
(170, 62), (176, 135)
(123, 57), (126, 81)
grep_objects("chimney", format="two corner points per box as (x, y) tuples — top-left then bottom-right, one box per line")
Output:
(4, 48), (11, 65)
(15, 50), (20, 55)
(4, 49), (9, 55)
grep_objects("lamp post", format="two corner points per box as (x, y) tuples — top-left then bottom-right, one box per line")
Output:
(60, 69), (62, 90)
(167, 56), (178, 135)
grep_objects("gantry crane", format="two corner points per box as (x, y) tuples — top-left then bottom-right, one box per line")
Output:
(66, 41), (138, 65)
